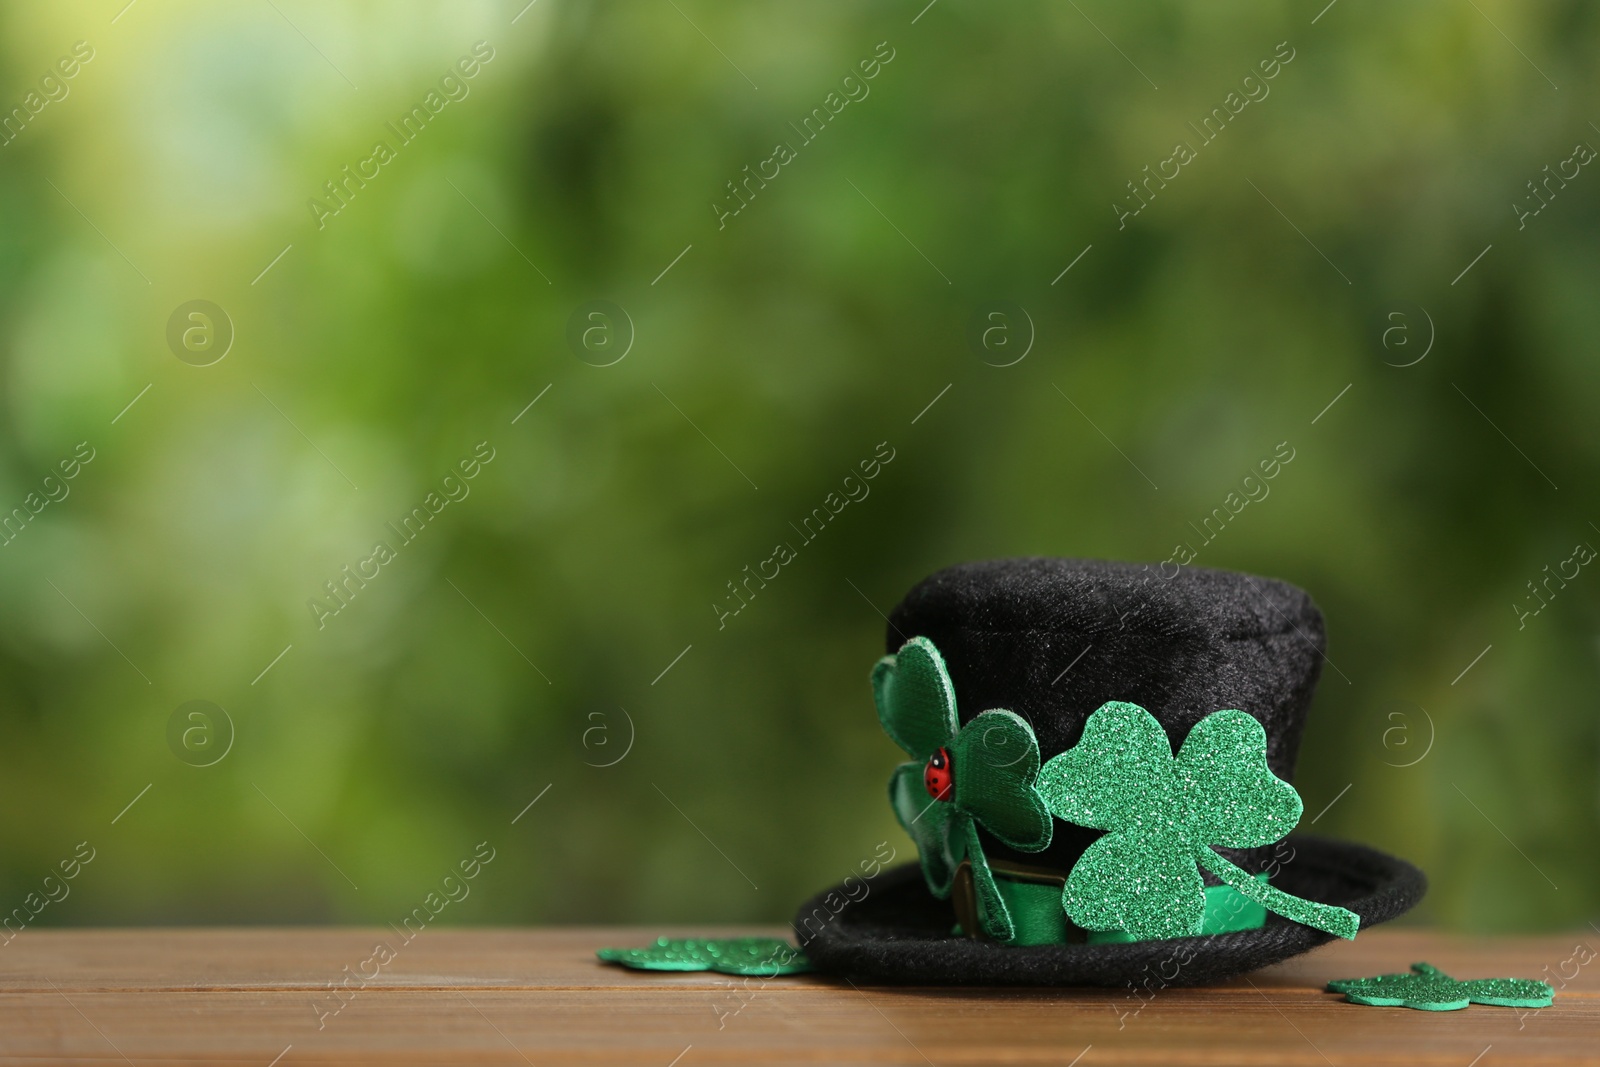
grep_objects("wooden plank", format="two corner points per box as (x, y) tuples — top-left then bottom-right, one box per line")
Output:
(0, 928), (1593, 1065)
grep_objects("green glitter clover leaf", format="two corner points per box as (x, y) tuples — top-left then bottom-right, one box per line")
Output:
(597, 937), (810, 976)
(1037, 701), (1361, 942)
(1328, 962), (1553, 1011)
(874, 636), (1052, 943)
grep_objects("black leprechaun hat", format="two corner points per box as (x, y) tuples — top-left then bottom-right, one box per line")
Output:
(794, 558), (1426, 987)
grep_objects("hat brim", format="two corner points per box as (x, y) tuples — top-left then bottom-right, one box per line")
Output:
(794, 835), (1425, 987)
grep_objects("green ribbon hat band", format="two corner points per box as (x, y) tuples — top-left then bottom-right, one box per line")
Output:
(988, 869), (1269, 946)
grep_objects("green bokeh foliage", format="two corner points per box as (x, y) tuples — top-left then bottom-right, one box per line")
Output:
(0, 1), (1595, 933)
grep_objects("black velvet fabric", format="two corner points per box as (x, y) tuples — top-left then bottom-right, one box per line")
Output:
(795, 838), (1427, 987)
(886, 558), (1327, 876)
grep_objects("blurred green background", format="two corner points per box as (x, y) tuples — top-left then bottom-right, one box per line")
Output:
(0, 0), (1595, 935)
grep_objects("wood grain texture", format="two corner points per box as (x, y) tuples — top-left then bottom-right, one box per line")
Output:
(0, 927), (1595, 1065)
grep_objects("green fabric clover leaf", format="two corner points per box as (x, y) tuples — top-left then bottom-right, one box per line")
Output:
(597, 937), (810, 976)
(1328, 962), (1553, 1011)
(1037, 701), (1361, 942)
(874, 636), (1052, 943)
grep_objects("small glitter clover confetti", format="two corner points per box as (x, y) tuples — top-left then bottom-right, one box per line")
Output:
(874, 636), (1052, 943)
(1328, 962), (1553, 1011)
(597, 937), (810, 976)
(1037, 702), (1361, 942)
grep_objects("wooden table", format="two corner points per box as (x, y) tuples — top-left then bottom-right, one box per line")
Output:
(1, 927), (1595, 1065)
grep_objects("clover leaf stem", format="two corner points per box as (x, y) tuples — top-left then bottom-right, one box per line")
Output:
(1196, 846), (1360, 940)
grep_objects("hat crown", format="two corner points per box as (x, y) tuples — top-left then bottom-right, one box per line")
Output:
(886, 557), (1326, 783)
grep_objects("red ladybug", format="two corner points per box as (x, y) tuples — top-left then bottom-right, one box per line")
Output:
(923, 747), (954, 801)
